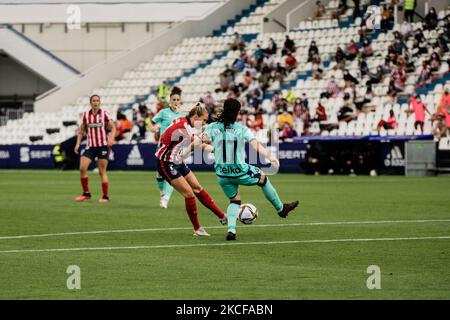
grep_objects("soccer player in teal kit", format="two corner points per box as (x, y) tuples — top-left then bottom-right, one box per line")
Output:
(203, 98), (299, 240)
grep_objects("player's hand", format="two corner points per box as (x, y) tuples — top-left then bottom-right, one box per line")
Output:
(74, 144), (80, 155)
(268, 156), (280, 168)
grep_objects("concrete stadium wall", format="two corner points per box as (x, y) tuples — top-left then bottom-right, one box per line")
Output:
(263, 0), (332, 34)
(0, 53), (53, 98)
(10, 22), (171, 72)
(34, 0), (257, 113)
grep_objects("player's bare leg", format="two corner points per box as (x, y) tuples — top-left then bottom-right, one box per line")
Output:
(76, 156), (92, 201)
(184, 172), (227, 225)
(98, 159), (109, 202)
(170, 176), (209, 236)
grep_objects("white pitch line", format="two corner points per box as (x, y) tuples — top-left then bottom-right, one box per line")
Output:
(1, 219), (450, 241)
(0, 235), (449, 254)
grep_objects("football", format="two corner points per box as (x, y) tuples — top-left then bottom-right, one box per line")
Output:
(238, 203), (258, 224)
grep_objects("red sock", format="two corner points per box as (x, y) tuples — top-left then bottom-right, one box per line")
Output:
(102, 182), (109, 197)
(195, 189), (225, 219)
(185, 197), (201, 230)
(81, 177), (89, 194)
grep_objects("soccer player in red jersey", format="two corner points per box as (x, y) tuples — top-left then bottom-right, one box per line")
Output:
(156, 103), (227, 236)
(74, 95), (116, 202)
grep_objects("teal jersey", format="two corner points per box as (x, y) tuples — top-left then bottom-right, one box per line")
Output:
(152, 108), (185, 136)
(204, 122), (255, 178)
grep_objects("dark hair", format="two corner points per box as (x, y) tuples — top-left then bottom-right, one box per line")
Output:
(218, 98), (241, 128)
(90, 94), (100, 103)
(170, 86), (182, 97)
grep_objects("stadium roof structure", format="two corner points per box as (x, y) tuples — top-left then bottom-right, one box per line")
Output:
(0, 0), (225, 23)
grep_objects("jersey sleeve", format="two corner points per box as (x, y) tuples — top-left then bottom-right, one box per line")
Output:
(152, 110), (164, 124)
(104, 110), (112, 123)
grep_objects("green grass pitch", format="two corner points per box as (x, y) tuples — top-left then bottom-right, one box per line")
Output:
(0, 170), (449, 299)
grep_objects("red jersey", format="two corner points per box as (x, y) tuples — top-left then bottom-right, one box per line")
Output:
(155, 117), (195, 163)
(82, 109), (112, 147)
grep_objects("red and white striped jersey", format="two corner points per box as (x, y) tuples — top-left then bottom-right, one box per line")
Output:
(82, 109), (112, 147)
(155, 117), (195, 163)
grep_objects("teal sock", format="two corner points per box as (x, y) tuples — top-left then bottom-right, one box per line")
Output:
(164, 182), (174, 199)
(261, 178), (283, 213)
(156, 178), (165, 194)
(227, 203), (240, 232)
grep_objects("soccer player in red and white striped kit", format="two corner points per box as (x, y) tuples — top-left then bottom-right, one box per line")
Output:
(74, 94), (116, 202)
(156, 102), (227, 236)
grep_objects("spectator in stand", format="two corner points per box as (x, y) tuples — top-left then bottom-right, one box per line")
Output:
(406, 94), (430, 134)
(359, 58), (369, 77)
(308, 41), (319, 62)
(155, 99), (166, 113)
(403, 0), (416, 23)
(263, 38), (277, 55)
(314, 101), (327, 124)
(282, 35), (296, 56)
(400, 19), (413, 38)
(346, 40), (359, 60)
(218, 70), (234, 92)
(390, 61), (406, 93)
(381, 5), (394, 32)
(285, 88), (297, 105)
(202, 91), (216, 119)
(366, 66), (384, 86)
(274, 63), (287, 85)
(376, 110), (398, 134)
(277, 108), (294, 128)
(335, 47), (346, 67)
(338, 93), (356, 122)
(134, 103), (150, 141)
(285, 52), (298, 72)
(249, 109), (265, 132)
(314, 1), (326, 18)
(361, 39), (374, 58)
(230, 32), (245, 51)
(343, 69), (358, 86)
(115, 112), (133, 142)
(352, 0), (361, 20)
(231, 55), (246, 73)
(312, 55), (324, 80)
(392, 35), (407, 55)
(157, 81), (169, 103)
(242, 71), (253, 89)
(417, 61), (431, 84)
(259, 63), (272, 92)
(424, 7), (438, 31)
(437, 31), (449, 54)
(300, 93), (309, 110)
(279, 122), (298, 141)
(403, 53), (416, 74)
(254, 44), (264, 61)
(429, 52), (441, 72)
(322, 75), (339, 98)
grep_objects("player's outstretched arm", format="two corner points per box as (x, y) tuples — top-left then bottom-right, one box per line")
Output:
(250, 139), (279, 168)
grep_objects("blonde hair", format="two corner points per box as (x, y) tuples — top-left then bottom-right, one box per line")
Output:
(187, 102), (207, 118)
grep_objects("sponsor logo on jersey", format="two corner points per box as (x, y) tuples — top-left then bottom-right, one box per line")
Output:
(220, 166), (242, 175)
(126, 145), (144, 166)
(87, 123), (104, 128)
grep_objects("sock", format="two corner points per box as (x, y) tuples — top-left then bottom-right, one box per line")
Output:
(163, 182), (174, 200)
(261, 178), (283, 213)
(81, 177), (89, 194)
(156, 177), (165, 195)
(227, 201), (240, 232)
(195, 189), (225, 219)
(102, 182), (109, 197)
(185, 197), (201, 231)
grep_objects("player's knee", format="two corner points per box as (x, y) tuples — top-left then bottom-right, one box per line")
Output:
(183, 190), (195, 198)
(257, 175), (268, 187)
(192, 185), (203, 194)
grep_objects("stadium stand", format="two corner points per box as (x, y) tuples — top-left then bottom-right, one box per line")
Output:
(0, 0), (449, 146)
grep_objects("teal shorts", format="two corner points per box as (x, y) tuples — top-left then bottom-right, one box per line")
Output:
(216, 165), (263, 199)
